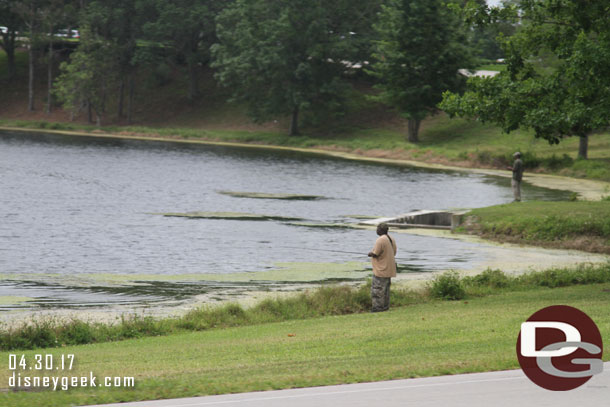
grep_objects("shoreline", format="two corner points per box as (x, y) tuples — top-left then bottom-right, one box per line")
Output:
(2, 125), (609, 200)
(1, 227), (607, 327)
(1, 124), (609, 324)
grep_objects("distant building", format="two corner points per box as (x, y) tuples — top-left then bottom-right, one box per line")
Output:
(458, 69), (500, 78)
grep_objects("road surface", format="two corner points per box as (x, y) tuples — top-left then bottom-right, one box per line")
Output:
(89, 363), (609, 407)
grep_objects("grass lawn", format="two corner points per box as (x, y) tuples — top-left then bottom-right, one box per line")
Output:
(462, 201), (610, 253)
(1, 283), (609, 407)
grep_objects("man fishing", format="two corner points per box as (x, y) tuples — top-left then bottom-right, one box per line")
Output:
(507, 151), (524, 202)
(368, 223), (397, 312)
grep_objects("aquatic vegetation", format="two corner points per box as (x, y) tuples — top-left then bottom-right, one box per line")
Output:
(218, 190), (326, 200)
(285, 221), (367, 230)
(2, 264), (610, 353)
(153, 211), (303, 221)
(92, 261), (371, 283)
(1, 262), (371, 289)
(0, 296), (33, 306)
(341, 214), (384, 219)
(259, 261), (370, 282)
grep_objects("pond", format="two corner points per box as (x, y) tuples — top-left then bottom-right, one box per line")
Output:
(0, 131), (571, 310)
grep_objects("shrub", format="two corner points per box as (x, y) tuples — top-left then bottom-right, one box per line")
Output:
(428, 271), (466, 300)
(1, 319), (57, 350)
(62, 320), (94, 345)
(463, 269), (510, 289)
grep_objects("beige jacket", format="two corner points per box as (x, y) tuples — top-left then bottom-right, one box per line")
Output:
(371, 234), (397, 278)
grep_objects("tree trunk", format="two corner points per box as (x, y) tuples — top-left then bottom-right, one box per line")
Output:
(87, 100), (93, 123)
(5, 42), (16, 79)
(578, 134), (589, 159)
(407, 118), (421, 143)
(94, 107), (102, 127)
(28, 11), (36, 112)
(46, 38), (53, 114)
(127, 73), (135, 124)
(188, 60), (199, 101)
(117, 76), (125, 119)
(28, 44), (35, 111)
(289, 106), (300, 136)
(101, 86), (106, 114)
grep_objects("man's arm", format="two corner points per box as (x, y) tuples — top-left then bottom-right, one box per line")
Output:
(368, 238), (382, 258)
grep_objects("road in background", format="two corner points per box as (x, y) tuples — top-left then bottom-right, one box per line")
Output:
(89, 363), (610, 407)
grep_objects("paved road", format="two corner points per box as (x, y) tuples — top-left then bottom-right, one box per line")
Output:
(90, 363), (609, 407)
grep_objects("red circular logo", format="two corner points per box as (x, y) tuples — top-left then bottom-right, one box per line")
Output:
(516, 305), (603, 391)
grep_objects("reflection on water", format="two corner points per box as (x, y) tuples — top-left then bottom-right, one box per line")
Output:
(0, 131), (571, 309)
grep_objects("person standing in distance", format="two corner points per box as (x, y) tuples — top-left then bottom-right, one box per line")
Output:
(368, 223), (397, 312)
(507, 152), (524, 202)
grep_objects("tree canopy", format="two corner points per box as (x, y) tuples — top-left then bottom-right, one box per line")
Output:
(440, 0), (610, 159)
(139, 0), (223, 101)
(211, 0), (377, 136)
(367, 0), (472, 142)
(0, 0), (24, 79)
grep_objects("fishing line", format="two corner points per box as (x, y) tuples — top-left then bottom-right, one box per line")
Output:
(277, 245), (413, 261)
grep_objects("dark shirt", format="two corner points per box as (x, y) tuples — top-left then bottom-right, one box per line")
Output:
(512, 158), (524, 181)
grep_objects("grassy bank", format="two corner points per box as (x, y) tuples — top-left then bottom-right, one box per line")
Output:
(461, 201), (610, 253)
(2, 50), (610, 182)
(1, 117), (610, 182)
(3, 264), (610, 352)
(1, 274), (610, 406)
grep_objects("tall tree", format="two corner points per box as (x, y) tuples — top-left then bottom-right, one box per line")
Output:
(212, 0), (366, 136)
(140, 0), (222, 101)
(465, 0), (516, 61)
(367, 0), (472, 142)
(14, 0), (45, 111)
(90, 0), (140, 122)
(40, 0), (73, 113)
(0, 0), (23, 80)
(56, 0), (144, 123)
(440, 0), (610, 159)
(115, 0), (137, 122)
(55, 29), (117, 125)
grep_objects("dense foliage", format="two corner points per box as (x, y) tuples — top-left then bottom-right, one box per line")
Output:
(367, 0), (472, 142)
(11, 0), (593, 140)
(440, 0), (610, 158)
(212, 0), (374, 135)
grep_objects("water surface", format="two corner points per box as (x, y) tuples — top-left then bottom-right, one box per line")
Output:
(0, 131), (571, 309)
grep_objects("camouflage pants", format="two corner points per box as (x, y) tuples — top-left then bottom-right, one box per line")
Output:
(371, 276), (391, 312)
(512, 179), (521, 201)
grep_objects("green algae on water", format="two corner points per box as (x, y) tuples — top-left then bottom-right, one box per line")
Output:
(254, 261), (370, 281)
(218, 191), (326, 200)
(15, 262), (370, 286)
(286, 222), (369, 230)
(341, 214), (384, 220)
(0, 296), (33, 306)
(153, 211), (303, 221)
(0, 262), (371, 289)
(96, 261), (370, 283)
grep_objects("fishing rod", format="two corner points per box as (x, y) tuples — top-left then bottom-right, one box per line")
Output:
(277, 245), (413, 261)
(278, 246), (367, 256)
